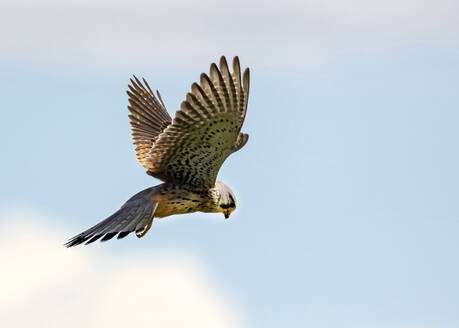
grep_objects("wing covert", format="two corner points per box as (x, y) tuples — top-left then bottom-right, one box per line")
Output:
(144, 56), (250, 187)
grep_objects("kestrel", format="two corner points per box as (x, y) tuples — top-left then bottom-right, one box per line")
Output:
(65, 56), (250, 247)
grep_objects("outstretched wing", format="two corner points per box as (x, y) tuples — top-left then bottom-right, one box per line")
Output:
(145, 56), (250, 188)
(127, 76), (172, 169)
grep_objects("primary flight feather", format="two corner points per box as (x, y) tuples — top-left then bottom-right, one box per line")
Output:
(66, 56), (250, 247)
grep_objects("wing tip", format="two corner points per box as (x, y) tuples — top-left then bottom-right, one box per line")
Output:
(219, 56), (228, 68)
(232, 56), (241, 74)
(243, 67), (250, 91)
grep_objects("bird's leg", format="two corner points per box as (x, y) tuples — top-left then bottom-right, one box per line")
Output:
(136, 217), (154, 238)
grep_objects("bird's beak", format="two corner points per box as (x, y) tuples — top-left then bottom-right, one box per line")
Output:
(224, 211), (230, 219)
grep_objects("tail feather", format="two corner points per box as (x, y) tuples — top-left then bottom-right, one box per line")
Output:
(116, 206), (145, 238)
(65, 187), (158, 247)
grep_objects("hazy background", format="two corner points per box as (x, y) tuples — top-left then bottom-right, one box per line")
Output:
(1, 1), (459, 327)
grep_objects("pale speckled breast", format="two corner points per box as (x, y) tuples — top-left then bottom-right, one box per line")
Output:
(151, 184), (216, 218)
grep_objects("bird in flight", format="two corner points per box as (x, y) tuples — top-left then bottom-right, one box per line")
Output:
(65, 56), (250, 247)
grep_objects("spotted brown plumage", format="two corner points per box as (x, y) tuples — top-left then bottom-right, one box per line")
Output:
(127, 76), (172, 168)
(65, 56), (250, 247)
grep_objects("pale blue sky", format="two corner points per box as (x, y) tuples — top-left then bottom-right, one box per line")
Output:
(1, 1), (459, 327)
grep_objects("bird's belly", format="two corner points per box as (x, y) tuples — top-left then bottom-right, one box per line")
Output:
(154, 202), (199, 217)
(152, 192), (208, 218)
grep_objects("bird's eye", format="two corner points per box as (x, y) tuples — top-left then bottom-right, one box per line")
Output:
(221, 202), (235, 210)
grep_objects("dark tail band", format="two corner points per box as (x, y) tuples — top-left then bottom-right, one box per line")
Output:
(65, 187), (158, 247)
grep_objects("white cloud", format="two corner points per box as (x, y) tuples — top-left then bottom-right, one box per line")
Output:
(0, 207), (246, 328)
(0, 0), (457, 72)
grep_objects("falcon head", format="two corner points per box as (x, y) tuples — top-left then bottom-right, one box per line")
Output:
(215, 181), (237, 219)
